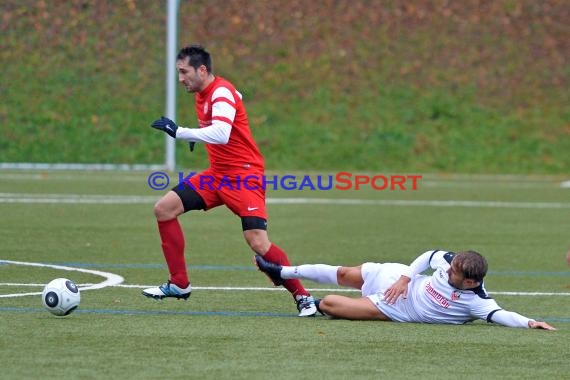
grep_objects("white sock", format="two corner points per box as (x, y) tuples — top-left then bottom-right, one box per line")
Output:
(281, 264), (340, 285)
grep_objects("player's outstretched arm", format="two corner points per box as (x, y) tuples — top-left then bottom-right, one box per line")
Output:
(490, 309), (556, 330)
(528, 320), (557, 330)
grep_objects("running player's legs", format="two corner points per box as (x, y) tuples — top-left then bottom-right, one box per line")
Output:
(144, 172), (214, 295)
(159, 173), (221, 285)
(218, 173), (314, 306)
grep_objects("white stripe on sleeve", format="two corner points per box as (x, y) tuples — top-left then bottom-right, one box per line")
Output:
(176, 124), (231, 144)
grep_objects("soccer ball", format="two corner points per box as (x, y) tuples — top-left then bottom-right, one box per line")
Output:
(42, 278), (81, 316)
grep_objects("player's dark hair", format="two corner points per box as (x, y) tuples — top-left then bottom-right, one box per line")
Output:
(177, 44), (213, 73)
(455, 250), (488, 282)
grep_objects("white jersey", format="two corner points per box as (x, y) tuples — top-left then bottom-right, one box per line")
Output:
(366, 250), (531, 327)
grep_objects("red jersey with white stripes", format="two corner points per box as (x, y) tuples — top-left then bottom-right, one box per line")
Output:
(195, 76), (264, 174)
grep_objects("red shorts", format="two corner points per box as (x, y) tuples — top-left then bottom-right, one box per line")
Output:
(187, 168), (267, 219)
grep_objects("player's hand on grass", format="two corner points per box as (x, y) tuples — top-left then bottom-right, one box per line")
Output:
(383, 275), (411, 304)
(528, 320), (557, 330)
(151, 116), (178, 138)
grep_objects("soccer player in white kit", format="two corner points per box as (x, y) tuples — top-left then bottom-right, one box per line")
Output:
(255, 249), (555, 330)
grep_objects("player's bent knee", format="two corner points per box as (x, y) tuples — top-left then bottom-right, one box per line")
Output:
(153, 201), (165, 218)
(244, 230), (271, 254)
(153, 201), (170, 220)
(153, 196), (183, 221)
(249, 241), (268, 254)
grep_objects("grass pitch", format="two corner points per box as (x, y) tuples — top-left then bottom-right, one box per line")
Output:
(1, 170), (569, 379)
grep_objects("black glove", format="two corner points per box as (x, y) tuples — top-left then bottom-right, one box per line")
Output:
(150, 116), (178, 139)
(188, 142), (196, 152)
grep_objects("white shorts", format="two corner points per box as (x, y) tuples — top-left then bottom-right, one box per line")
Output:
(361, 262), (409, 314)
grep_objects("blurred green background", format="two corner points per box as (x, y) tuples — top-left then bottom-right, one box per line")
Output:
(1, 0), (568, 173)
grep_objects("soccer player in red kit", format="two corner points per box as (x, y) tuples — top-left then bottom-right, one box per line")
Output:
(143, 44), (317, 316)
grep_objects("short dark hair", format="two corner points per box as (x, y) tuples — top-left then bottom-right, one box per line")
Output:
(177, 44), (212, 73)
(454, 250), (488, 282)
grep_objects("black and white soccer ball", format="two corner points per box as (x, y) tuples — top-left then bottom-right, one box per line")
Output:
(42, 278), (81, 316)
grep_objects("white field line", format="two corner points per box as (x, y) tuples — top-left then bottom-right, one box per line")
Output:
(0, 173), (144, 182)
(0, 260), (124, 298)
(0, 163), (165, 171)
(1, 282), (569, 297)
(0, 193), (568, 209)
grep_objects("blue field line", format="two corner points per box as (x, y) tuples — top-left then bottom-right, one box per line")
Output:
(30, 262), (570, 276)
(543, 318), (570, 323)
(1, 307), (569, 323)
(0, 307), (294, 318)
